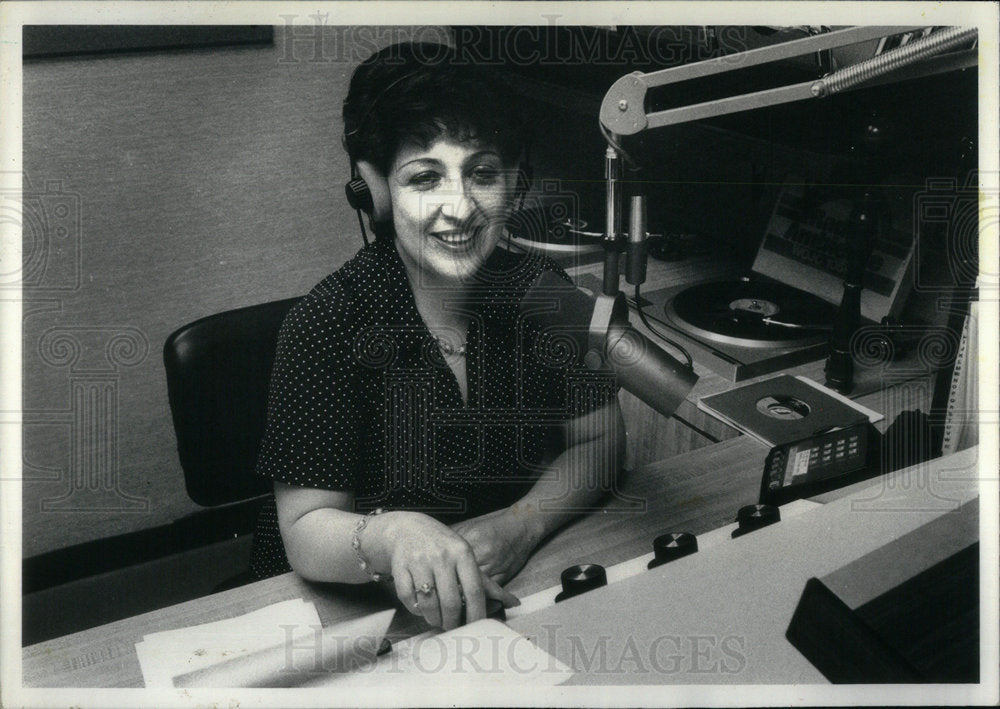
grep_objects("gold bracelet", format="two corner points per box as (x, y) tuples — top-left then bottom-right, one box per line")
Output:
(351, 508), (389, 582)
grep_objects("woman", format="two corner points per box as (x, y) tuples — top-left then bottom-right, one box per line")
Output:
(250, 42), (624, 631)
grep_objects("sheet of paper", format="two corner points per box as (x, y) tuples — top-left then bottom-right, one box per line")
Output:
(136, 598), (322, 687)
(313, 619), (575, 687)
(172, 609), (395, 688)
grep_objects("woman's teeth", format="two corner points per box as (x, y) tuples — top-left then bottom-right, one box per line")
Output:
(434, 231), (473, 245)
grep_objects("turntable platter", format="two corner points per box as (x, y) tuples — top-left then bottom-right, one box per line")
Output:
(665, 279), (836, 349)
(506, 205), (604, 254)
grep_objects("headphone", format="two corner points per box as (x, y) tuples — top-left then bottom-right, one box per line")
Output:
(344, 167), (378, 246)
(344, 170), (375, 216)
(342, 60), (532, 246)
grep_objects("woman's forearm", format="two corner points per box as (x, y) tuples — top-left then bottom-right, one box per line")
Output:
(509, 405), (627, 543)
(510, 440), (621, 543)
(274, 482), (407, 584)
(280, 507), (380, 583)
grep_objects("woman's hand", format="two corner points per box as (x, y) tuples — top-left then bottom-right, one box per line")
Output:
(451, 507), (544, 585)
(366, 511), (519, 630)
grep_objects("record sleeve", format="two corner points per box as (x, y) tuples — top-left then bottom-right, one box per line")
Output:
(698, 374), (871, 448)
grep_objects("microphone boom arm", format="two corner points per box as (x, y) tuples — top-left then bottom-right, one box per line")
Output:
(600, 26), (977, 136)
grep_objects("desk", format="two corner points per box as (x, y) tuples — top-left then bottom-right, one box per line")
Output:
(23, 377), (959, 688)
(510, 450), (980, 685)
(21, 249), (963, 688)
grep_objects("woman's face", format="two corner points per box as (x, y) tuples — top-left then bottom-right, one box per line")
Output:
(387, 135), (515, 287)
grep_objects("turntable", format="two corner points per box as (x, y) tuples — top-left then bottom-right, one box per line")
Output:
(648, 182), (916, 381)
(667, 277), (834, 350)
(506, 200), (604, 266)
(645, 275), (838, 382)
(510, 180), (916, 381)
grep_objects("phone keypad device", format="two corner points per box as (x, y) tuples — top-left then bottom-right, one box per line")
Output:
(760, 423), (875, 505)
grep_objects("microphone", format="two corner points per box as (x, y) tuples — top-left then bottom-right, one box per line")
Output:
(626, 194), (647, 286)
(521, 271), (698, 419)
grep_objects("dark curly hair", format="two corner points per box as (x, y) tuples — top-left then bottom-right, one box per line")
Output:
(342, 42), (530, 176)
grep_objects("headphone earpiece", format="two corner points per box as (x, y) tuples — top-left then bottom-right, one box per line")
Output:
(345, 175), (374, 215)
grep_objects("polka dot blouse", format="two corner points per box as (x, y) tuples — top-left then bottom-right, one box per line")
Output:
(250, 238), (617, 579)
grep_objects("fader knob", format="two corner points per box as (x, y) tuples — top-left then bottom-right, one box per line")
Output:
(647, 532), (698, 569)
(554, 564), (607, 603)
(731, 503), (780, 538)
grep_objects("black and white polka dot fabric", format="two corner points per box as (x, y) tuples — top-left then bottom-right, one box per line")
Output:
(249, 238), (617, 579)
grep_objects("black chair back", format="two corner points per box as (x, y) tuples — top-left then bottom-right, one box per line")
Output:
(163, 298), (300, 507)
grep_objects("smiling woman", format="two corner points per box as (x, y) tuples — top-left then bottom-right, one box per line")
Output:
(248, 42), (625, 632)
(389, 140), (511, 289)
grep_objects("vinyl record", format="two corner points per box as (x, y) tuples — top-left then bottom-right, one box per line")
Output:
(506, 205), (604, 254)
(666, 278), (836, 348)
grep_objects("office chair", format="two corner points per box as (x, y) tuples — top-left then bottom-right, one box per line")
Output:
(163, 297), (301, 586)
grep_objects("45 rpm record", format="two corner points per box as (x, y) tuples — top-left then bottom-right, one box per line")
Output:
(665, 279), (836, 349)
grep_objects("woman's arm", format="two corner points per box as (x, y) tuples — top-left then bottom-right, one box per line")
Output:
(273, 483), (374, 584)
(452, 397), (627, 583)
(274, 482), (519, 629)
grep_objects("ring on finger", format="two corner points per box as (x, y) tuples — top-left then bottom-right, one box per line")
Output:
(417, 582), (435, 595)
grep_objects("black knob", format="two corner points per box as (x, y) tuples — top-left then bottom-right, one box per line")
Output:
(647, 532), (698, 569)
(554, 564), (607, 603)
(731, 504), (780, 538)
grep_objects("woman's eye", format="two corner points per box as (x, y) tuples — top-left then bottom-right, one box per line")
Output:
(410, 172), (440, 189)
(470, 166), (500, 185)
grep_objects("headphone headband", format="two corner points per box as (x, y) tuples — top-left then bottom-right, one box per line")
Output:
(343, 69), (427, 150)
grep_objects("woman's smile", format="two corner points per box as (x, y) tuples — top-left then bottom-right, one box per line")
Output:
(431, 228), (475, 246)
(427, 222), (487, 256)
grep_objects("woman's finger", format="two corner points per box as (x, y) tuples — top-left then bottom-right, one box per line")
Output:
(481, 574), (521, 609)
(393, 569), (420, 615)
(455, 555), (486, 624)
(411, 572), (442, 628)
(433, 565), (465, 630)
